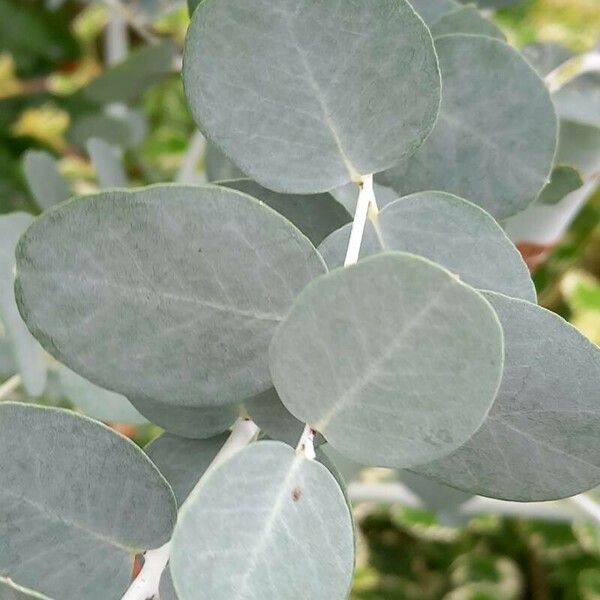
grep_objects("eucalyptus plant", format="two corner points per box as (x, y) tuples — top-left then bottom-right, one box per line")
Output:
(1, 1), (600, 600)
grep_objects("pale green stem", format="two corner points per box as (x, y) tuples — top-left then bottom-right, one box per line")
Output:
(120, 418), (259, 600)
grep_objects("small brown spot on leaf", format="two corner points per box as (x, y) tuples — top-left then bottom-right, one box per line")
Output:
(292, 487), (302, 502)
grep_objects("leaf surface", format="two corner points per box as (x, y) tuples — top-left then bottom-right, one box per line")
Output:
(171, 441), (354, 600)
(270, 253), (504, 468)
(0, 214), (46, 396)
(379, 34), (557, 220)
(219, 178), (351, 245)
(416, 292), (600, 501)
(0, 403), (176, 600)
(184, 0), (440, 192)
(15, 185), (325, 407)
(318, 192), (535, 302)
(23, 151), (70, 210)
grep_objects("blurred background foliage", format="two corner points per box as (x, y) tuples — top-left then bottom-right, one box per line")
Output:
(1, 0), (599, 598)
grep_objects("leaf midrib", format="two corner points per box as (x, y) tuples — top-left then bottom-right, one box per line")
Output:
(1, 489), (138, 555)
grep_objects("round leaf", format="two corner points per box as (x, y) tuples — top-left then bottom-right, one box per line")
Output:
(129, 396), (238, 439)
(23, 151), (70, 210)
(408, 0), (460, 25)
(554, 73), (600, 129)
(183, 0), (441, 193)
(430, 5), (506, 40)
(0, 403), (176, 600)
(416, 292), (600, 501)
(522, 42), (573, 77)
(379, 34), (558, 220)
(318, 192), (536, 302)
(15, 185), (325, 408)
(86, 138), (128, 189)
(536, 165), (583, 205)
(57, 364), (147, 425)
(219, 178), (351, 246)
(205, 141), (245, 182)
(269, 252), (504, 468)
(159, 568), (178, 600)
(0, 213), (46, 396)
(171, 441), (354, 600)
(145, 432), (228, 506)
(246, 387), (311, 448)
(81, 41), (177, 106)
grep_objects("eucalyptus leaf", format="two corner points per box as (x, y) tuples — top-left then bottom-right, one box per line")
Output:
(315, 446), (352, 509)
(0, 327), (17, 378)
(0, 403), (176, 600)
(0, 214), (46, 396)
(246, 387), (309, 448)
(171, 441), (354, 600)
(145, 432), (228, 505)
(461, 0), (523, 6)
(554, 73), (600, 129)
(399, 471), (471, 513)
(219, 178), (351, 245)
(556, 119), (600, 175)
(416, 292), (600, 501)
(536, 165), (584, 205)
(184, 0), (441, 193)
(408, 0), (459, 24)
(204, 141), (245, 182)
(129, 396), (238, 439)
(430, 5), (506, 40)
(69, 109), (146, 149)
(82, 41), (177, 105)
(269, 252), (504, 468)
(318, 192), (536, 302)
(379, 34), (558, 220)
(22, 151), (70, 210)
(0, 578), (53, 600)
(522, 42), (573, 77)
(159, 568), (178, 600)
(86, 138), (128, 188)
(57, 364), (147, 425)
(15, 185), (325, 408)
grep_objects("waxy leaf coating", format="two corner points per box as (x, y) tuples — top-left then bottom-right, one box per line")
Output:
(380, 34), (558, 220)
(129, 396), (238, 439)
(416, 292), (600, 501)
(184, 0), (441, 193)
(159, 569), (178, 600)
(15, 185), (325, 408)
(536, 165), (583, 205)
(0, 214), (46, 396)
(81, 40), (177, 105)
(0, 403), (176, 600)
(23, 151), (70, 210)
(86, 138), (128, 189)
(430, 5), (506, 40)
(219, 178), (351, 246)
(57, 364), (147, 425)
(408, 0), (459, 25)
(270, 253), (504, 468)
(246, 387), (312, 448)
(318, 191), (535, 302)
(146, 432), (228, 505)
(171, 442), (354, 600)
